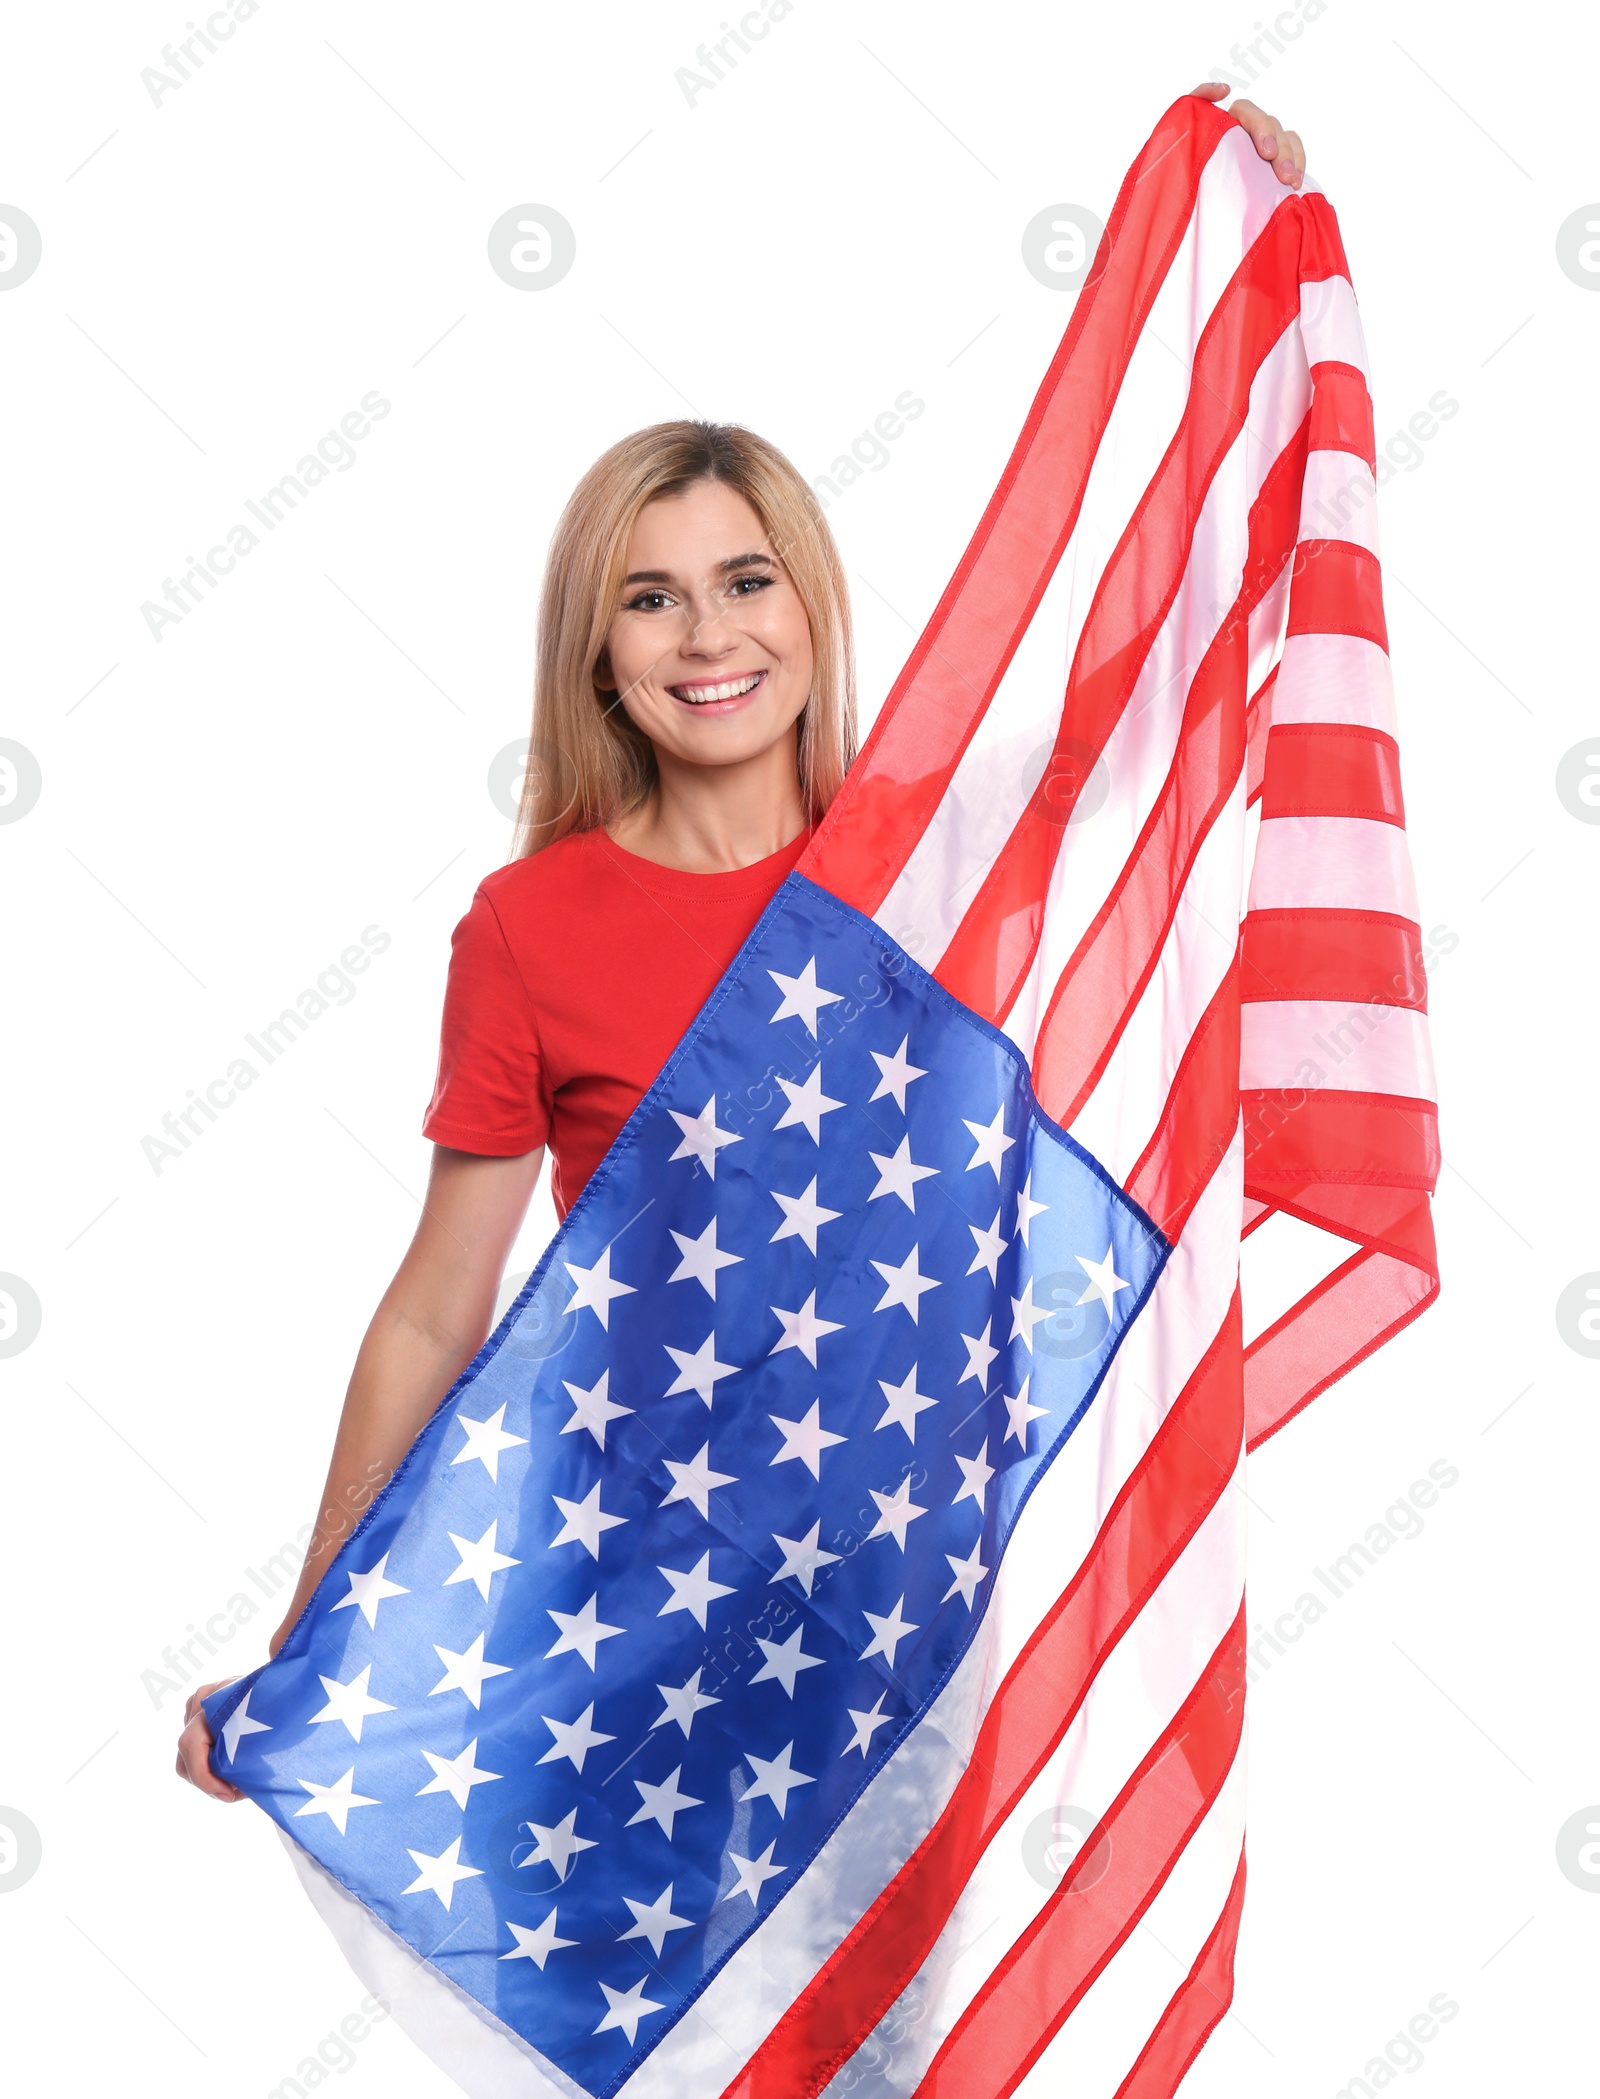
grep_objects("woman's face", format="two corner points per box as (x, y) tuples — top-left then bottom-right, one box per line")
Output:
(601, 480), (815, 777)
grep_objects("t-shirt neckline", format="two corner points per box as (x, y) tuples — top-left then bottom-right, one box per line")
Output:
(589, 824), (812, 898)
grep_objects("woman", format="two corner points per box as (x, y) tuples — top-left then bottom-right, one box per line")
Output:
(177, 86), (1306, 1801)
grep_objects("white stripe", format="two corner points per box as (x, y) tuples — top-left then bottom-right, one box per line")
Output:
(823, 1464), (1248, 2094)
(1299, 448), (1379, 555)
(1247, 814), (1420, 919)
(1001, 322), (1312, 1067)
(622, 1132), (1245, 2097)
(1299, 272), (1368, 375)
(1016, 1747), (1248, 2097)
(1269, 632), (1395, 735)
(1241, 999), (1436, 1100)
(875, 129), (1302, 971)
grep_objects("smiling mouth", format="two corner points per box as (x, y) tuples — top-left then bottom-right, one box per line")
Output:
(667, 669), (767, 706)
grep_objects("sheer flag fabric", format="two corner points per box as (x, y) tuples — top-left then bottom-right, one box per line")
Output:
(206, 93), (1439, 2099)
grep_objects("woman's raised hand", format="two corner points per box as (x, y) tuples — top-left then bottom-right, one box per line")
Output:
(1192, 82), (1307, 188)
(174, 1679), (244, 1803)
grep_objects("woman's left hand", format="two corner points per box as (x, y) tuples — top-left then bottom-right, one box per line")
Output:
(1192, 83), (1307, 189)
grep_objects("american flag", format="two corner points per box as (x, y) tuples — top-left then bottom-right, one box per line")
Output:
(207, 93), (1438, 2099)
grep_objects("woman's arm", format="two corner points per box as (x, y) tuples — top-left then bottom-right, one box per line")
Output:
(175, 1142), (545, 1800)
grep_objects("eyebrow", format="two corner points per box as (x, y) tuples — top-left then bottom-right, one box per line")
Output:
(622, 551), (776, 586)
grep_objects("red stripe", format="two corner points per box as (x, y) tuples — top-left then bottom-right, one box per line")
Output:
(721, 1290), (1244, 2099)
(1125, 963), (1240, 1244)
(1307, 359), (1375, 472)
(1259, 722), (1405, 825)
(796, 98), (1237, 920)
(1244, 663), (1278, 806)
(1026, 418), (1309, 1124)
(914, 1611), (1248, 2099)
(934, 201), (1315, 1030)
(1241, 1087), (1439, 1191)
(1110, 1849), (1247, 2099)
(1283, 538), (1387, 649)
(1241, 906), (1427, 1008)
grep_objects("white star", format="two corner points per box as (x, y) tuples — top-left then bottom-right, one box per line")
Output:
(1077, 1245), (1132, 1312)
(515, 1808), (595, 1881)
(775, 1064), (845, 1142)
(964, 1105), (1016, 1177)
(595, 1977), (666, 2047)
(953, 1442), (996, 1513)
(1010, 1276), (1053, 1352)
(310, 1664), (394, 1743)
(867, 1477), (928, 1550)
(551, 1481), (627, 1558)
(539, 1703), (615, 1775)
(1014, 1173), (1049, 1247)
(869, 1035), (927, 1111)
(545, 1594), (626, 1669)
(842, 1693), (895, 1757)
(293, 1767), (379, 1835)
(662, 1443), (738, 1519)
(769, 1398), (846, 1478)
(770, 1520), (841, 1597)
(564, 1244), (637, 1328)
(669, 1096), (741, 1177)
(403, 1834), (483, 1910)
(770, 1289), (843, 1364)
(628, 1764), (702, 1839)
(445, 1520), (520, 1600)
(664, 1331), (739, 1406)
(430, 1633), (512, 1709)
(959, 1318), (1001, 1387)
(452, 1403), (526, 1482)
(501, 1911), (574, 1968)
(871, 1246), (940, 1322)
(620, 1884), (693, 1957)
(218, 1688), (270, 1762)
(723, 1839), (784, 1905)
(653, 1667), (720, 1738)
(967, 1209), (1007, 1281)
(769, 1175), (841, 1253)
(418, 1737), (501, 1808)
(330, 1552), (408, 1629)
(741, 1741), (815, 1818)
(942, 1542), (989, 1609)
(561, 1368), (632, 1449)
(751, 1626), (826, 1697)
(875, 1367), (937, 1443)
(668, 1218), (742, 1299)
(868, 1135), (940, 1212)
(861, 1597), (919, 1668)
(658, 1551), (734, 1628)
(768, 956), (843, 1036)
(1003, 1373), (1050, 1447)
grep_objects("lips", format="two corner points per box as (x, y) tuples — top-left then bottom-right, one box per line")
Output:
(667, 669), (766, 705)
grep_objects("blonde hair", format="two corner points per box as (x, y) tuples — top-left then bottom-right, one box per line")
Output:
(513, 420), (856, 858)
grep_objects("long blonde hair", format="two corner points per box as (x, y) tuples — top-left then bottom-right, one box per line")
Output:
(513, 421), (857, 858)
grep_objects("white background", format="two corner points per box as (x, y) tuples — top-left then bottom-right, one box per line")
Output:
(2, 1), (1594, 2092)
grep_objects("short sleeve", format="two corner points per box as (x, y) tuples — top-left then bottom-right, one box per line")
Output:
(421, 886), (550, 1156)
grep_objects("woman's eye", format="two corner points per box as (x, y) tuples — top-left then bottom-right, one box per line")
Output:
(627, 589), (673, 612)
(732, 574), (773, 596)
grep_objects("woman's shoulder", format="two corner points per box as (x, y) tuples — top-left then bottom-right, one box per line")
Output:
(474, 829), (602, 916)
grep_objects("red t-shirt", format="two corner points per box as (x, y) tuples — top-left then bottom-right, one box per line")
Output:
(422, 826), (811, 1217)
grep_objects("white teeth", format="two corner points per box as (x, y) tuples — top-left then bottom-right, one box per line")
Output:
(676, 672), (762, 703)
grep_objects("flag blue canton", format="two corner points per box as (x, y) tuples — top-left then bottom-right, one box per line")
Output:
(206, 871), (1168, 2097)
